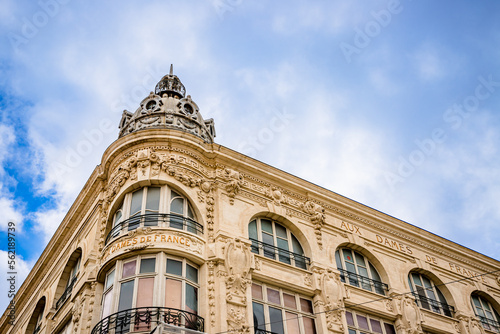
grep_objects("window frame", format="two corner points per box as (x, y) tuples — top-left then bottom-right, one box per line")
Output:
(408, 272), (453, 317)
(471, 294), (500, 332)
(100, 253), (200, 319)
(335, 248), (387, 295)
(249, 218), (308, 269)
(251, 282), (316, 334)
(108, 185), (200, 242)
(345, 310), (396, 334)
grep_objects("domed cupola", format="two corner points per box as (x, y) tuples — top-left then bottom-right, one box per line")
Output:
(118, 65), (216, 143)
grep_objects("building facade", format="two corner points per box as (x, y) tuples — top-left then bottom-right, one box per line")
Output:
(2, 70), (500, 334)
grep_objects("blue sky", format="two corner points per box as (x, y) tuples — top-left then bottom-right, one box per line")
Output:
(1, 0), (500, 312)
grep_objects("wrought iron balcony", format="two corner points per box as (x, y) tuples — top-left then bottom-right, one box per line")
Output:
(106, 213), (203, 244)
(338, 269), (388, 295)
(55, 275), (77, 309)
(412, 292), (455, 317)
(91, 307), (204, 334)
(33, 325), (41, 334)
(478, 315), (500, 333)
(250, 238), (310, 270)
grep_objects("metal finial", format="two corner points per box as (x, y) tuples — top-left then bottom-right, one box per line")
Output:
(169, 64), (173, 75)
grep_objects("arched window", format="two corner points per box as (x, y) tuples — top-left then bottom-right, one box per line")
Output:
(108, 186), (201, 243)
(252, 282), (316, 334)
(248, 218), (309, 269)
(55, 251), (81, 310)
(471, 293), (500, 332)
(96, 253), (203, 333)
(26, 297), (45, 334)
(408, 272), (453, 317)
(335, 248), (387, 295)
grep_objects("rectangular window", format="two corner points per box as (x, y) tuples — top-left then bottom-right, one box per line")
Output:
(286, 311), (300, 334)
(346, 311), (395, 334)
(102, 289), (113, 318)
(165, 278), (182, 309)
(269, 306), (284, 334)
(167, 259), (183, 276)
(122, 260), (136, 278)
(186, 284), (198, 314)
(136, 277), (154, 307)
(252, 302), (265, 330)
(140, 258), (156, 273)
(252, 284), (263, 300)
(118, 280), (134, 311)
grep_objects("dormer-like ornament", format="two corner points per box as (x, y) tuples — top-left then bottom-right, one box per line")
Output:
(118, 65), (216, 143)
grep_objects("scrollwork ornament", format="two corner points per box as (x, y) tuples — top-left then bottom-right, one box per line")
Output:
(301, 200), (325, 249)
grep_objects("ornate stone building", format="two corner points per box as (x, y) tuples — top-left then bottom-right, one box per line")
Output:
(2, 68), (500, 334)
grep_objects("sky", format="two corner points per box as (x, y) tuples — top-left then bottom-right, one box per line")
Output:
(1, 0), (500, 313)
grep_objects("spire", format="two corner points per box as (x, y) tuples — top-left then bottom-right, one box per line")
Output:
(118, 68), (216, 143)
(154, 65), (186, 98)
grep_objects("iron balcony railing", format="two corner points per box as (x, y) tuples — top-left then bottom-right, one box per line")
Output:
(338, 269), (389, 295)
(106, 213), (203, 244)
(412, 292), (455, 317)
(33, 326), (41, 334)
(91, 307), (204, 334)
(250, 238), (310, 270)
(478, 315), (500, 333)
(56, 275), (77, 309)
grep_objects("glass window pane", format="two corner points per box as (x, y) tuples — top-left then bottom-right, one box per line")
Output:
(252, 284), (263, 300)
(186, 284), (198, 314)
(170, 198), (184, 214)
(262, 233), (274, 246)
(145, 187), (160, 212)
(187, 205), (195, 219)
(412, 273), (422, 286)
(118, 280), (134, 311)
(354, 252), (366, 266)
(267, 288), (281, 304)
(102, 289), (113, 318)
(300, 298), (313, 314)
(186, 264), (198, 284)
(369, 263), (382, 281)
(275, 223), (287, 238)
(277, 238), (289, 250)
(130, 189), (143, 216)
(165, 278), (182, 309)
(105, 269), (115, 290)
(166, 259), (183, 276)
(345, 311), (354, 326)
(422, 276), (432, 289)
(472, 295), (482, 308)
(252, 302), (265, 330)
(137, 277), (154, 307)
(269, 307), (284, 334)
(140, 258), (156, 273)
(357, 315), (369, 330)
(249, 220), (258, 239)
(283, 293), (297, 309)
(291, 235), (304, 255)
(114, 210), (122, 226)
(370, 319), (382, 333)
(303, 317), (317, 334)
(171, 190), (180, 198)
(348, 329), (357, 334)
(122, 260), (136, 278)
(384, 323), (396, 334)
(286, 311), (300, 334)
(343, 249), (354, 263)
(261, 219), (273, 234)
